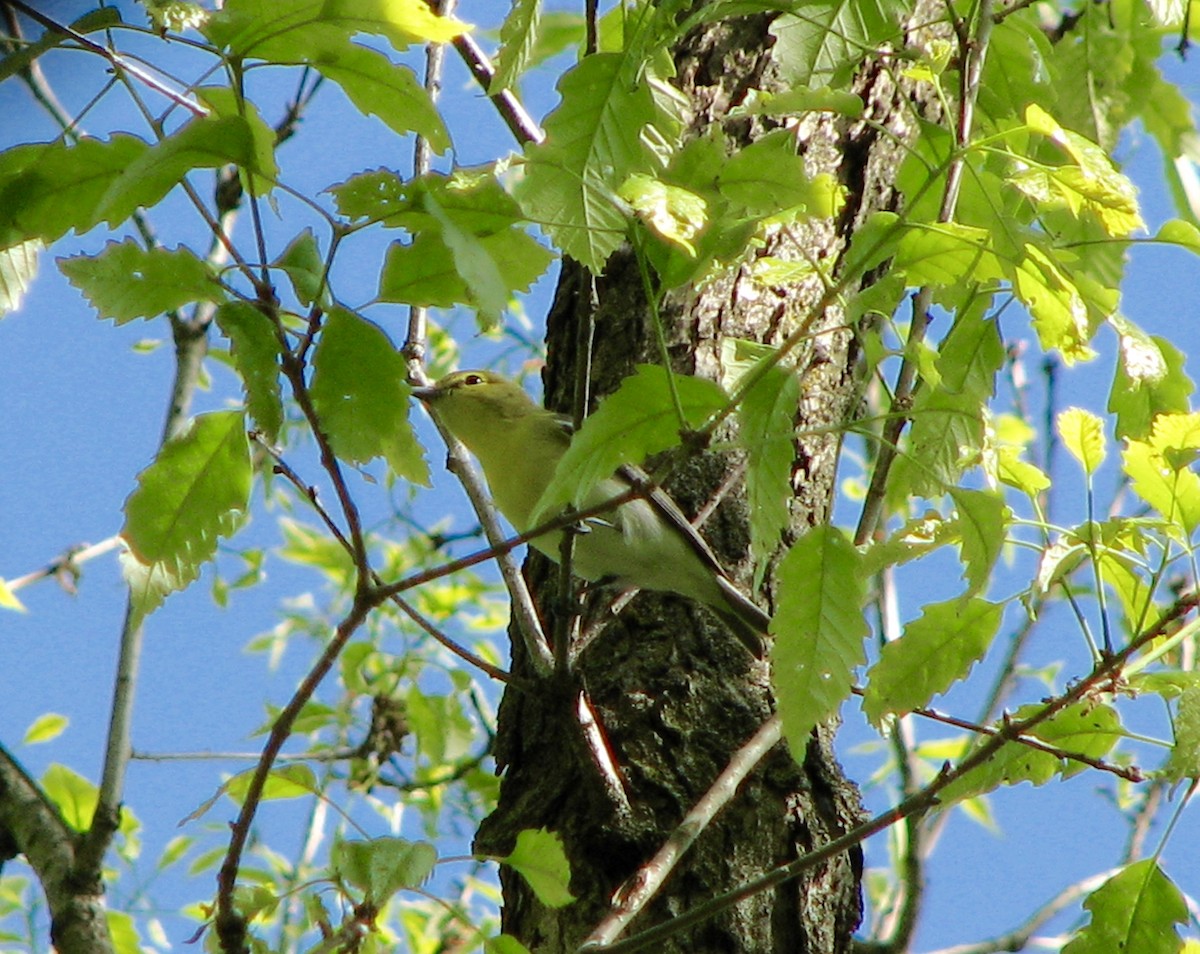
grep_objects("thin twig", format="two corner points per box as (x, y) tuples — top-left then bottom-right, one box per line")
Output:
(5, 536), (123, 594)
(258, 438), (523, 687)
(215, 594), (375, 952)
(5, 0), (207, 115)
(583, 715), (783, 948)
(902, 696), (1146, 783)
(450, 31), (544, 145)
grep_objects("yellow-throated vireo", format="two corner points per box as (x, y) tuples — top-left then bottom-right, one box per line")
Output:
(414, 370), (769, 656)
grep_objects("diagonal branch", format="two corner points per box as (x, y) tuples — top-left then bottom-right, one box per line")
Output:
(0, 745), (113, 954)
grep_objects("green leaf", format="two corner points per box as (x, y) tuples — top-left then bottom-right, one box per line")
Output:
(1057, 407), (1106, 475)
(736, 362), (799, 587)
(863, 511), (959, 575)
(769, 0), (905, 88)
(1010, 241), (1096, 364)
(97, 116), (271, 224)
(1024, 104), (1144, 237)
(515, 52), (685, 269)
(204, 0), (467, 58)
(214, 302), (284, 443)
(1155, 218), (1200, 252)
(941, 702), (1122, 804)
(951, 488), (1008, 598)
(536, 366), (727, 516)
(59, 240), (222, 324)
(992, 415), (1051, 497)
(0, 135), (149, 246)
(421, 192), (509, 326)
(251, 30), (450, 152)
(121, 411), (252, 622)
(498, 829), (576, 908)
(309, 308), (430, 483)
(378, 232), (467, 307)
(864, 598), (1003, 724)
(619, 173), (708, 254)
(772, 525), (868, 758)
(226, 764), (317, 803)
(895, 222), (1005, 288)
(376, 171), (553, 326)
(23, 713), (68, 746)
(841, 210), (902, 278)
(329, 167), (408, 224)
(1162, 686), (1200, 783)
(491, 0), (540, 93)
(197, 87), (280, 197)
(41, 763), (98, 831)
(334, 838), (437, 903)
(1063, 860), (1187, 954)
(717, 130), (841, 219)
(1107, 319), (1193, 440)
(106, 910), (141, 954)
(737, 86), (864, 119)
(406, 687), (473, 764)
(0, 238), (39, 318)
(896, 307), (1003, 496)
(274, 228), (330, 308)
(1121, 412), (1200, 534)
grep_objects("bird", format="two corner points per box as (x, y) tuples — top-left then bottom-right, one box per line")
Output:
(413, 369), (769, 656)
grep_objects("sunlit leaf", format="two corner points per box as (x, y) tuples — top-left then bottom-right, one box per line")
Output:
(497, 829), (575, 908)
(737, 361), (799, 587)
(97, 116), (272, 223)
(515, 52), (685, 269)
(0, 238), (40, 318)
(1063, 860), (1187, 954)
(334, 837), (437, 902)
(0, 135), (149, 246)
(942, 702), (1123, 804)
(274, 228), (330, 308)
(1122, 412), (1200, 534)
(1162, 686), (1200, 783)
(23, 713), (68, 746)
(864, 598), (1003, 724)
(214, 302), (284, 443)
(491, 0), (540, 93)
(226, 764), (317, 804)
(536, 366), (726, 516)
(121, 411), (251, 623)
(59, 240), (222, 324)
(1057, 407), (1106, 475)
(772, 525), (867, 758)
(42, 764), (98, 831)
(309, 307), (430, 483)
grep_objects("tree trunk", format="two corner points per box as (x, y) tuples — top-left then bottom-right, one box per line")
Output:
(476, 8), (928, 951)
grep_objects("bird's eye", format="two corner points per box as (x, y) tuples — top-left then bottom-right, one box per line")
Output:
(463, 374), (484, 386)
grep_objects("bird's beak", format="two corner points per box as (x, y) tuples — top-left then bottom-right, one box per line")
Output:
(411, 385), (438, 402)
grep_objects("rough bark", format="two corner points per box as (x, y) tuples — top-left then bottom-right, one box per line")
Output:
(476, 8), (931, 952)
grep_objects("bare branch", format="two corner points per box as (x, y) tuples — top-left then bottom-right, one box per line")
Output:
(584, 715), (783, 948)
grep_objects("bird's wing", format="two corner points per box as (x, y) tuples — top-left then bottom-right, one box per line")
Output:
(616, 463), (733, 580)
(552, 414), (734, 581)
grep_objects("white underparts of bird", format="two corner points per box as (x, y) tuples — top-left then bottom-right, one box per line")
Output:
(414, 370), (769, 656)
